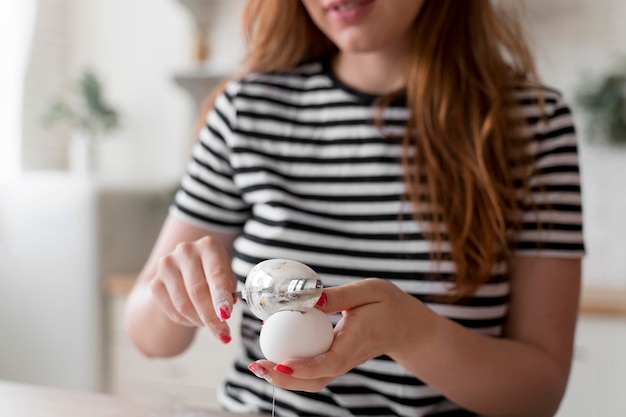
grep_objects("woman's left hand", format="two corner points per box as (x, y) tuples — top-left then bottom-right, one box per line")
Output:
(247, 278), (432, 392)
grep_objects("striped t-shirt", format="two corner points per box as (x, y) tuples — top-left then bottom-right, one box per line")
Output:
(171, 60), (585, 417)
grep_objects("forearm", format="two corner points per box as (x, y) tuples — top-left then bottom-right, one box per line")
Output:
(390, 304), (570, 417)
(123, 281), (196, 358)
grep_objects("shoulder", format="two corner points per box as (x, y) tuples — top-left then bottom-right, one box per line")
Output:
(199, 63), (328, 127)
(230, 61), (332, 92)
(510, 84), (578, 157)
(509, 85), (585, 258)
(224, 61), (336, 107)
(511, 84), (574, 132)
(240, 61), (330, 91)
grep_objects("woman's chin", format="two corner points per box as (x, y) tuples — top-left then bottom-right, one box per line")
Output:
(332, 32), (385, 54)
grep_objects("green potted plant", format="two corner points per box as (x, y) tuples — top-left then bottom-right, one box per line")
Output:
(43, 70), (121, 173)
(577, 61), (626, 145)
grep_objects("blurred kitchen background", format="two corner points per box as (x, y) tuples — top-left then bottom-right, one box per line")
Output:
(0, 0), (625, 416)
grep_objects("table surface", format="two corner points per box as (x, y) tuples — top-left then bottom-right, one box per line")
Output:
(0, 380), (264, 417)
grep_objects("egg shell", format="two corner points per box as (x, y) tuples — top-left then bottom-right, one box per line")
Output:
(259, 308), (334, 364)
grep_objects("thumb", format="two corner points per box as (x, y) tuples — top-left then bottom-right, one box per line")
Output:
(315, 278), (383, 315)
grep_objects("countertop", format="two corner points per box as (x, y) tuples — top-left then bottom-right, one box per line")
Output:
(0, 380), (262, 417)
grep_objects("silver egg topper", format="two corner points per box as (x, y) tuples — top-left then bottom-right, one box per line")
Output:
(233, 259), (323, 320)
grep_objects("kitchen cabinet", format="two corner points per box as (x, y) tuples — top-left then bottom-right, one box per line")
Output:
(0, 175), (101, 391)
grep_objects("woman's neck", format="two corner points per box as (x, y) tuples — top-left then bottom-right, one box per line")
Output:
(332, 47), (409, 96)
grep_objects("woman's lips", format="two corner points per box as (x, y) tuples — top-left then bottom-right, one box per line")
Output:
(326, 0), (376, 23)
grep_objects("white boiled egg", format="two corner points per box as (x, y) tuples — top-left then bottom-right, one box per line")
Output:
(259, 308), (334, 364)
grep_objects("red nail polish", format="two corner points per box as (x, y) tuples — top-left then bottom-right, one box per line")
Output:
(219, 306), (231, 320)
(219, 333), (231, 344)
(248, 362), (267, 378)
(315, 292), (328, 307)
(274, 364), (293, 375)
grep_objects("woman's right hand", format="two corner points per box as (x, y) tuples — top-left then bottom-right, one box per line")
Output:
(148, 234), (238, 344)
(124, 214), (240, 356)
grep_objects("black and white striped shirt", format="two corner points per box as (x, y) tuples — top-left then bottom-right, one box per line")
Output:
(171, 60), (585, 416)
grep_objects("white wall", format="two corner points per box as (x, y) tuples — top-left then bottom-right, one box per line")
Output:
(524, 0), (625, 101)
(69, 0), (244, 187)
(0, 0), (246, 391)
(0, 0), (36, 180)
(523, 0), (626, 288)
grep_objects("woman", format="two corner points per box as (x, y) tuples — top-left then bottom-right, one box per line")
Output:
(124, 1), (585, 416)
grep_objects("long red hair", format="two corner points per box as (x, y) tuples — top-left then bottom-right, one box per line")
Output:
(202, 0), (540, 297)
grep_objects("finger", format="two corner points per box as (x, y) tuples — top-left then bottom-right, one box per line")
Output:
(157, 255), (204, 327)
(248, 360), (332, 393)
(272, 347), (349, 381)
(179, 254), (232, 343)
(197, 237), (237, 321)
(177, 244), (219, 326)
(275, 315), (380, 381)
(149, 280), (195, 327)
(316, 278), (384, 315)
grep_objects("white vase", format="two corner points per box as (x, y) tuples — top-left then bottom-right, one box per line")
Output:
(68, 131), (97, 174)
(175, 0), (223, 64)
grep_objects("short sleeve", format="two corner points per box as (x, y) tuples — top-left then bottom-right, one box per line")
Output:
(514, 91), (585, 258)
(170, 81), (251, 232)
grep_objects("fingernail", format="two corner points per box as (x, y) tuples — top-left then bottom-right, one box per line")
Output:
(274, 364), (293, 375)
(219, 305), (231, 321)
(213, 289), (233, 321)
(315, 292), (328, 307)
(248, 362), (268, 378)
(219, 333), (231, 344)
